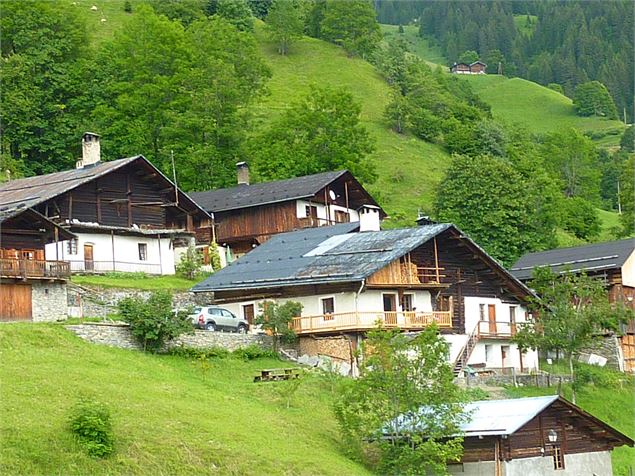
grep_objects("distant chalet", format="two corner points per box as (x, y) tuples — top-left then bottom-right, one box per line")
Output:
(450, 61), (487, 74)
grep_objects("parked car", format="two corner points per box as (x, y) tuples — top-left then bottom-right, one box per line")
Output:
(190, 306), (249, 333)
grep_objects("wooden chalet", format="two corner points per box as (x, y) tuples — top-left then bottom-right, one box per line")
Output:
(0, 206), (75, 321)
(188, 163), (384, 259)
(0, 133), (211, 276)
(450, 61), (487, 74)
(512, 239), (635, 372)
(193, 222), (538, 374)
(391, 395), (633, 475)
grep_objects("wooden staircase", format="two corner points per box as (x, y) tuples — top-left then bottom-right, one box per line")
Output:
(453, 325), (480, 377)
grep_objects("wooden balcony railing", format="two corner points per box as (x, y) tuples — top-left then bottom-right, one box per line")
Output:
(476, 320), (517, 338)
(291, 310), (453, 335)
(0, 258), (71, 280)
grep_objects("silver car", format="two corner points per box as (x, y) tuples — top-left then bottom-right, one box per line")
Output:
(190, 306), (249, 333)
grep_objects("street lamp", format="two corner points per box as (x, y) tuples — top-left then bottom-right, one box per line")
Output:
(547, 429), (558, 444)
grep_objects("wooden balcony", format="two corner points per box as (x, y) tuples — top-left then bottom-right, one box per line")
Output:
(476, 320), (517, 338)
(291, 310), (453, 335)
(0, 258), (71, 280)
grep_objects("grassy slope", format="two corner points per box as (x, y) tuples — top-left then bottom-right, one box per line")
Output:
(0, 324), (368, 476)
(253, 23), (450, 225)
(505, 362), (634, 476)
(72, 274), (205, 291)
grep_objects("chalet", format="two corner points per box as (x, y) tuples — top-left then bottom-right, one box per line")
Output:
(391, 395), (633, 475)
(0, 133), (211, 275)
(511, 239), (635, 372)
(450, 61), (487, 74)
(192, 221), (539, 375)
(0, 206), (74, 321)
(188, 163), (384, 261)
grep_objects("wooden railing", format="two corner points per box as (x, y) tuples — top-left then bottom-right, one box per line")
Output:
(291, 310), (453, 335)
(476, 320), (517, 338)
(0, 258), (71, 279)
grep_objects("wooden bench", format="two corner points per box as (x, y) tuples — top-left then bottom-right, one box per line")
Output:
(254, 368), (301, 382)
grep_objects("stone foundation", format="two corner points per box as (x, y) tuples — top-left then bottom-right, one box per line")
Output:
(65, 323), (272, 352)
(32, 281), (68, 322)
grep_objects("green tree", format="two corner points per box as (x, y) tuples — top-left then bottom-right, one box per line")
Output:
(252, 85), (376, 183)
(513, 267), (632, 404)
(247, 0), (272, 18)
(619, 155), (634, 236)
(150, 0), (206, 26)
(255, 301), (301, 352)
(458, 50), (479, 64)
(303, 0), (326, 38)
(216, 0), (254, 31)
(118, 291), (193, 352)
(573, 81), (619, 119)
(435, 154), (555, 266)
(547, 83), (565, 95)
(1, 0), (89, 174)
(334, 325), (466, 475)
(266, 0), (304, 55)
(175, 246), (203, 279)
(320, 0), (381, 58)
(560, 197), (600, 240)
(620, 126), (634, 152)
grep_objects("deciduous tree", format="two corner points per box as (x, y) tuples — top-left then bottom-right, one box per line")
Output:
(320, 0), (381, 58)
(255, 301), (302, 352)
(265, 0), (304, 55)
(573, 81), (618, 119)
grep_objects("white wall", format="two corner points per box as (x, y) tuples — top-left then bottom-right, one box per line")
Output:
(464, 296), (530, 334)
(295, 200), (360, 223)
(46, 232), (175, 275)
(621, 249), (635, 288)
(467, 341), (539, 371)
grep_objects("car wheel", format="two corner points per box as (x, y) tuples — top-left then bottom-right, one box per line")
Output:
(205, 322), (216, 331)
(237, 325), (247, 334)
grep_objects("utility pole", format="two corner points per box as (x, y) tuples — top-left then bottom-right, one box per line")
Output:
(171, 150), (179, 206)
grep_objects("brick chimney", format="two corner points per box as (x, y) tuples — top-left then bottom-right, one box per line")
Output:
(358, 205), (381, 232)
(76, 132), (101, 169)
(236, 161), (250, 185)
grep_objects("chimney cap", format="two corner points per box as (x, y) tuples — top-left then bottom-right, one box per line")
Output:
(83, 132), (101, 139)
(236, 161), (248, 167)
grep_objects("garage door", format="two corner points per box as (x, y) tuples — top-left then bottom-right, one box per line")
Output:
(0, 283), (32, 321)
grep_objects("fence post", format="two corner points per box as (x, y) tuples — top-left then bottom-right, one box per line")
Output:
(512, 367), (517, 387)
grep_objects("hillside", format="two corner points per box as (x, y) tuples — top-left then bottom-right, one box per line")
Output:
(382, 25), (626, 147)
(0, 324), (369, 476)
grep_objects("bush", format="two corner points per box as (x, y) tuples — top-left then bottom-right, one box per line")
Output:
(176, 246), (203, 279)
(68, 399), (114, 458)
(233, 344), (278, 360)
(118, 291), (192, 352)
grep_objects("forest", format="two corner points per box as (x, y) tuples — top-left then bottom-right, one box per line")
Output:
(376, 0), (634, 123)
(1, 0), (633, 267)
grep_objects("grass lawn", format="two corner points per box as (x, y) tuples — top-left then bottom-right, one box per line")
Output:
(72, 273), (205, 291)
(505, 362), (634, 476)
(513, 14), (538, 37)
(380, 24), (447, 68)
(0, 324), (368, 475)
(253, 23), (451, 226)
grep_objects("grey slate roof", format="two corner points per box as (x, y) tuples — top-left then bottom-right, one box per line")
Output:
(511, 239), (635, 281)
(193, 223), (452, 292)
(189, 170), (351, 213)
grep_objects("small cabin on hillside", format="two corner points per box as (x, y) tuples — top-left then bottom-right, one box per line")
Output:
(512, 239), (635, 373)
(188, 164), (384, 262)
(450, 61), (487, 74)
(192, 221), (538, 375)
(391, 395), (633, 475)
(0, 207), (75, 322)
(0, 133), (211, 276)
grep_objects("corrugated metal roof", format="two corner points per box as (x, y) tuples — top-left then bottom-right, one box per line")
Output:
(192, 223), (452, 292)
(511, 239), (635, 281)
(0, 157), (140, 210)
(188, 170), (381, 213)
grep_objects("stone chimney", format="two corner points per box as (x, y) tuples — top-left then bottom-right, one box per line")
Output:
(236, 161), (250, 185)
(76, 132), (101, 169)
(358, 205), (381, 232)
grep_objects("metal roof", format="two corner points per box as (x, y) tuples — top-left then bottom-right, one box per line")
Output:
(511, 239), (635, 281)
(188, 170), (380, 213)
(193, 223), (453, 292)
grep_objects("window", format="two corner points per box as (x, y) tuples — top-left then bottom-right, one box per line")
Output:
(138, 243), (147, 261)
(66, 238), (78, 255)
(401, 293), (414, 312)
(305, 205), (318, 219)
(509, 306), (516, 323)
(484, 344), (492, 363)
(479, 303), (485, 321)
(321, 297), (335, 319)
(334, 210), (349, 223)
(552, 445), (565, 470)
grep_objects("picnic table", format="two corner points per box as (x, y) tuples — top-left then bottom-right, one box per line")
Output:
(254, 368), (301, 382)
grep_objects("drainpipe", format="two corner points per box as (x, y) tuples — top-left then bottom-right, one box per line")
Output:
(355, 279), (365, 325)
(157, 234), (163, 275)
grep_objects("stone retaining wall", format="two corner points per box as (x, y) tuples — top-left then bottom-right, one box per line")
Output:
(32, 281), (68, 322)
(66, 323), (273, 352)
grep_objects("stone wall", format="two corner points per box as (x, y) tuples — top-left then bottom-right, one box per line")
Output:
(68, 284), (213, 318)
(65, 323), (272, 352)
(32, 281), (68, 322)
(579, 335), (623, 371)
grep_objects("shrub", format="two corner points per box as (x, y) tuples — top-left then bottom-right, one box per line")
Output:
(168, 345), (230, 360)
(68, 399), (114, 458)
(176, 245), (203, 279)
(233, 344), (278, 360)
(118, 291), (192, 352)
(255, 301), (301, 351)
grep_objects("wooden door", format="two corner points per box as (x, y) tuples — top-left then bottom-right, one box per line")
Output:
(488, 304), (497, 334)
(501, 346), (509, 368)
(243, 304), (255, 326)
(383, 294), (397, 325)
(0, 284), (32, 321)
(84, 244), (94, 271)
(622, 335), (635, 372)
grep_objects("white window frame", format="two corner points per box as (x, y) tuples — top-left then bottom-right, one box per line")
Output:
(320, 296), (336, 320)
